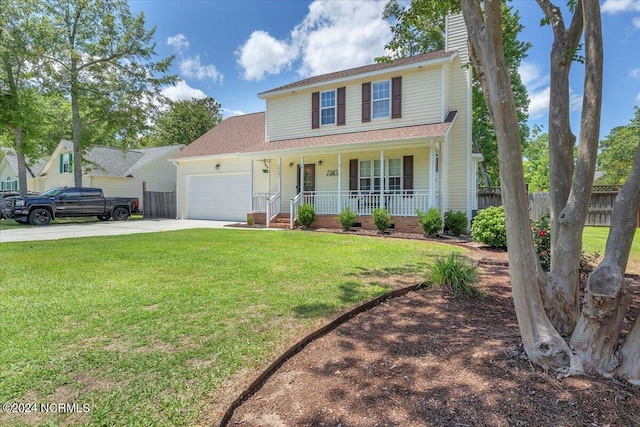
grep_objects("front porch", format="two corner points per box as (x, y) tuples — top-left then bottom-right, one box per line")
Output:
(249, 144), (443, 230)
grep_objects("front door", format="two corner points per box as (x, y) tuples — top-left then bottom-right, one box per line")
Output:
(296, 164), (316, 194)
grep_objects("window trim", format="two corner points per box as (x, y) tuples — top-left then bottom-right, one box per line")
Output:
(320, 89), (336, 126)
(358, 158), (402, 193)
(371, 80), (391, 120)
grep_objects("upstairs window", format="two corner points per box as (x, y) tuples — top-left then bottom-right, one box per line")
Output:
(372, 81), (390, 119)
(320, 90), (336, 125)
(60, 153), (73, 173)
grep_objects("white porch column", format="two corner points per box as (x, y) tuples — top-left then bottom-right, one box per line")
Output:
(277, 157), (281, 194)
(429, 140), (436, 209)
(379, 150), (385, 209)
(300, 156), (304, 195)
(337, 153), (342, 212)
(251, 160), (255, 212)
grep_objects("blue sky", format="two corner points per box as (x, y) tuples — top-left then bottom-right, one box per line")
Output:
(129, 0), (640, 140)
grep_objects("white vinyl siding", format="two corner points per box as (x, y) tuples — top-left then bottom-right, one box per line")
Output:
(264, 66), (443, 142)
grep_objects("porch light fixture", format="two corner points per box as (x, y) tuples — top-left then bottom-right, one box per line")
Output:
(289, 162), (294, 167)
(318, 160), (323, 166)
(215, 163), (220, 170)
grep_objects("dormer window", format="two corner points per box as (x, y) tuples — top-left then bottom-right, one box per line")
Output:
(372, 81), (390, 119)
(320, 90), (336, 125)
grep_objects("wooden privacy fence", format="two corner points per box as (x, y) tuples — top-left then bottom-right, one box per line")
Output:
(142, 182), (176, 219)
(477, 185), (640, 227)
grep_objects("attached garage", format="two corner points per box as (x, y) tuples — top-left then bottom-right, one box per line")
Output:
(187, 173), (251, 221)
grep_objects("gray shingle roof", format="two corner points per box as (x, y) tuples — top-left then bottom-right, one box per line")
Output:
(171, 111), (457, 160)
(83, 144), (183, 177)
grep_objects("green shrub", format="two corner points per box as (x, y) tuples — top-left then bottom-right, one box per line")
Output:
(372, 207), (392, 233)
(297, 204), (316, 228)
(338, 206), (357, 231)
(444, 211), (468, 236)
(417, 208), (443, 237)
(246, 214), (254, 226)
(471, 206), (507, 248)
(531, 213), (550, 271)
(424, 253), (483, 297)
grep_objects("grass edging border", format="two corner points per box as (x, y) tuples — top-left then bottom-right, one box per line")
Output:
(219, 283), (421, 426)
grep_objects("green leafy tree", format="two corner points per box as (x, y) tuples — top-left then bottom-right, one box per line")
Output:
(523, 128), (550, 192)
(0, 0), (52, 195)
(596, 107), (640, 184)
(382, 0), (530, 186)
(152, 97), (222, 147)
(41, 0), (176, 186)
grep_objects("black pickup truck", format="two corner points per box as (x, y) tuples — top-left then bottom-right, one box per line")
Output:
(2, 187), (140, 225)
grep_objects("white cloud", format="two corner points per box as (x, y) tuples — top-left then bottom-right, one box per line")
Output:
(634, 17), (640, 28)
(235, 31), (298, 81)
(167, 34), (189, 51)
(519, 62), (547, 91)
(222, 108), (246, 118)
(630, 68), (640, 79)
(569, 89), (583, 113)
(602, 0), (640, 14)
(519, 61), (581, 119)
(528, 87), (550, 119)
(292, 0), (390, 76)
(635, 92), (640, 104)
(180, 56), (223, 84)
(236, 0), (390, 81)
(161, 80), (207, 101)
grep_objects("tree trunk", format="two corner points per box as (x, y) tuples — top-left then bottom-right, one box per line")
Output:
(15, 129), (28, 197)
(461, 0), (573, 372)
(572, 138), (640, 382)
(536, 0), (585, 334)
(71, 61), (83, 187)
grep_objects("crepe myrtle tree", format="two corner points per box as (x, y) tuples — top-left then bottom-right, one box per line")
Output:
(456, 0), (639, 384)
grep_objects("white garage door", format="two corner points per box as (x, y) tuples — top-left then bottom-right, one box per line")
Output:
(187, 173), (251, 221)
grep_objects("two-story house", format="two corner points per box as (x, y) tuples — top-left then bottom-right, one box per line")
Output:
(171, 14), (480, 231)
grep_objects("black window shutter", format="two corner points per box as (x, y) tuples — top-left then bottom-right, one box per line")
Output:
(392, 76), (402, 119)
(361, 83), (371, 123)
(403, 155), (413, 192)
(349, 159), (358, 192)
(312, 92), (320, 129)
(337, 87), (346, 126)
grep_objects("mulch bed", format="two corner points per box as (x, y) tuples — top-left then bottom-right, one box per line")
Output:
(209, 228), (639, 426)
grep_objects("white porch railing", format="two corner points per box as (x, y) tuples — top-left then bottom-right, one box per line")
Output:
(290, 192), (303, 229)
(252, 192), (281, 227)
(299, 190), (436, 217)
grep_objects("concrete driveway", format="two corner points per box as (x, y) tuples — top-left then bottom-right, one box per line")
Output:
(0, 219), (241, 243)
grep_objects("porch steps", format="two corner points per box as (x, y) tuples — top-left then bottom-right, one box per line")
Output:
(269, 214), (291, 229)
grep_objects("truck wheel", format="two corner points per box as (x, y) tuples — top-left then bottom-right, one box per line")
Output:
(112, 207), (129, 221)
(29, 208), (52, 226)
(97, 215), (111, 221)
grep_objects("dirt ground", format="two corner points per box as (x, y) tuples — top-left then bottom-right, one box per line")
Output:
(210, 231), (640, 427)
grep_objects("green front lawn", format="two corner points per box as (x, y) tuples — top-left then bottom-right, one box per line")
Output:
(0, 229), (462, 426)
(582, 226), (640, 274)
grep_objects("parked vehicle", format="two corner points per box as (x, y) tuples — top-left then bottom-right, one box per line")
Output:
(0, 191), (39, 219)
(2, 187), (140, 225)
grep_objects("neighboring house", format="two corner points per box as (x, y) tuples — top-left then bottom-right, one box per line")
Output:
(0, 150), (47, 192)
(2, 140), (182, 207)
(172, 14), (481, 231)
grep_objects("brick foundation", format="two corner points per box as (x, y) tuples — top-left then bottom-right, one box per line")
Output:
(312, 214), (423, 234)
(247, 212), (266, 225)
